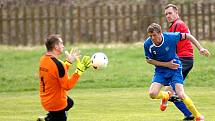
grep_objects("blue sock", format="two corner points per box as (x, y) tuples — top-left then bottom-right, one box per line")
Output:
(174, 101), (192, 117)
(170, 83), (192, 117)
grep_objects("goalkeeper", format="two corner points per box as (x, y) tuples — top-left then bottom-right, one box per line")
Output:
(37, 34), (91, 121)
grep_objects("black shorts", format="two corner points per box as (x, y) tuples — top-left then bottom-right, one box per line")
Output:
(45, 96), (74, 121)
(179, 57), (194, 79)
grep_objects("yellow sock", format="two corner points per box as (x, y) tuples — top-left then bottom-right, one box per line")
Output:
(183, 96), (201, 117)
(155, 91), (169, 100)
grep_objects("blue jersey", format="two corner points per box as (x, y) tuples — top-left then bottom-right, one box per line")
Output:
(144, 32), (182, 73)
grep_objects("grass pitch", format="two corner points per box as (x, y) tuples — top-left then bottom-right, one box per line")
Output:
(0, 88), (214, 121)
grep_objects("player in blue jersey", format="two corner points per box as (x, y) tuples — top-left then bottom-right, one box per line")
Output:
(143, 23), (209, 121)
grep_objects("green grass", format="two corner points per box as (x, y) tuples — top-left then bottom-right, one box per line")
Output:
(0, 88), (214, 121)
(0, 42), (215, 92)
(0, 42), (215, 120)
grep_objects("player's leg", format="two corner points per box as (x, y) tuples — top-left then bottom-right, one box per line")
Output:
(149, 82), (168, 99)
(64, 96), (74, 111)
(159, 86), (174, 111)
(169, 82), (194, 120)
(180, 57), (193, 79)
(174, 57), (194, 120)
(48, 110), (67, 121)
(37, 97), (73, 121)
(161, 85), (193, 119)
(149, 73), (171, 100)
(175, 83), (204, 121)
(150, 73), (172, 111)
(164, 86), (175, 95)
(173, 101), (194, 120)
(37, 113), (51, 121)
(165, 58), (194, 120)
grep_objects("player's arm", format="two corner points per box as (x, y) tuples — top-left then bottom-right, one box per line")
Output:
(181, 33), (210, 57)
(60, 73), (80, 91)
(143, 42), (179, 70)
(59, 56), (91, 90)
(64, 61), (72, 70)
(53, 59), (79, 90)
(146, 58), (179, 70)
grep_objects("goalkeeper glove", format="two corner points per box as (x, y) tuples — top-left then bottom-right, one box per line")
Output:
(74, 56), (90, 75)
(81, 56), (92, 69)
(75, 60), (85, 76)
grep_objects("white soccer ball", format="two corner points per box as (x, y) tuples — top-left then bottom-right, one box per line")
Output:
(91, 52), (108, 69)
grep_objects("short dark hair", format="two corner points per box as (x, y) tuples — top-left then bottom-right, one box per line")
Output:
(165, 4), (178, 11)
(45, 34), (61, 51)
(147, 23), (162, 33)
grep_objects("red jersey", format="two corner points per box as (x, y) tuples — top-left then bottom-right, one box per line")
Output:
(39, 54), (80, 111)
(169, 19), (194, 57)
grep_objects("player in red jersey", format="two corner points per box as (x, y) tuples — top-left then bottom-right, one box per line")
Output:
(161, 4), (204, 121)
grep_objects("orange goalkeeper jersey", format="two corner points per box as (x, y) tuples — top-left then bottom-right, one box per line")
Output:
(39, 54), (80, 111)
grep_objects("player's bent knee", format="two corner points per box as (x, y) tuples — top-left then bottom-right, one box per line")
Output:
(149, 92), (157, 99)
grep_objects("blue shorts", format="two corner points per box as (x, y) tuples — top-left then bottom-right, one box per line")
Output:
(152, 68), (184, 90)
